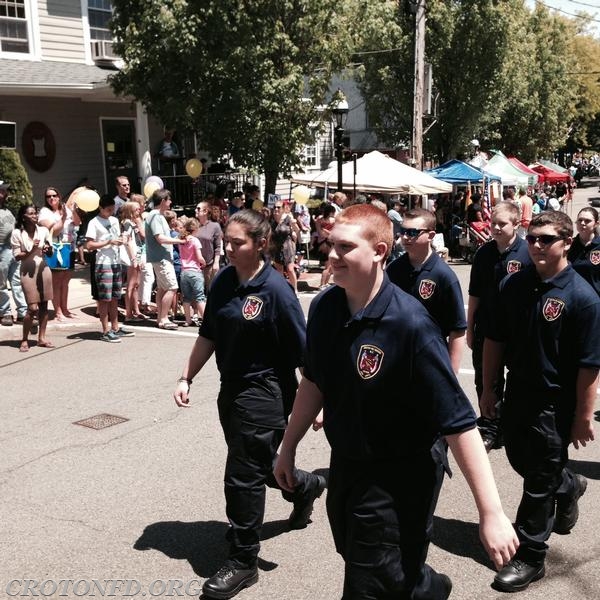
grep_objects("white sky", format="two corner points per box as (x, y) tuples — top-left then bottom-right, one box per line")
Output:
(525, 0), (600, 36)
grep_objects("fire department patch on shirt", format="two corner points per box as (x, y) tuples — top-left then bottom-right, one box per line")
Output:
(242, 295), (263, 320)
(506, 260), (522, 274)
(589, 250), (600, 266)
(418, 279), (436, 300)
(542, 297), (565, 322)
(357, 344), (384, 380)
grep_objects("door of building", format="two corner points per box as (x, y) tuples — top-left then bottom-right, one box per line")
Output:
(101, 119), (139, 193)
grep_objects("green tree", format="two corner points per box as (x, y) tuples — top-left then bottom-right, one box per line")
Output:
(356, 0), (519, 161)
(0, 149), (33, 214)
(488, 5), (578, 162)
(110, 0), (357, 195)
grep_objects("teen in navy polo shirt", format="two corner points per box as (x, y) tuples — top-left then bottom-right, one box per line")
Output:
(567, 207), (600, 295)
(467, 202), (532, 451)
(173, 210), (325, 600)
(387, 207), (466, 373)
(275, 204), (517, 600)
(482, 211), (600, 592)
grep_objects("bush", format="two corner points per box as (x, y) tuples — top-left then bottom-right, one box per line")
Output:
(0, 149), (33, 215)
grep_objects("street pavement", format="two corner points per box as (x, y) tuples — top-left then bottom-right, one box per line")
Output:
(2, 184), (600, 599)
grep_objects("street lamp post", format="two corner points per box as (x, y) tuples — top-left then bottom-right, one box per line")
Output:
(332, 91), (349, 192)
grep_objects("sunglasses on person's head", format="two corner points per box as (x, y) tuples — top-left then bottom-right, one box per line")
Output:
(525, 234), (563, 246)
(399, 226), (428, 238)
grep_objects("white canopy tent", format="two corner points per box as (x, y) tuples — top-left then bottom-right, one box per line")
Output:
(290, 151), (452, 195)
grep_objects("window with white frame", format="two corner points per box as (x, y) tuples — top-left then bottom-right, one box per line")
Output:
(88, 0), (112, 41)
(0, 0), (29, 53)
(303, 128), (319, 168)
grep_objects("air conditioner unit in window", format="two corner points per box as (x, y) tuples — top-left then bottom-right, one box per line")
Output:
(91, 40), (117, 62)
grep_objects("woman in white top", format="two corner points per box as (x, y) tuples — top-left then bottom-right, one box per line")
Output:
(10, 205), (54, 351)
(37, 186), (80, 321)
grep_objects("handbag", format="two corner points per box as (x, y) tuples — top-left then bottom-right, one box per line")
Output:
(45, 242), (71, 269)
(119, 242), (131, 266)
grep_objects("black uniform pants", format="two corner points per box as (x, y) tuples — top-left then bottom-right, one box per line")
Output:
(219, 407), (320, 567)
(472, 325), (504, 440)
(327, 451), (448, 600)
(501, 396), (576, 566)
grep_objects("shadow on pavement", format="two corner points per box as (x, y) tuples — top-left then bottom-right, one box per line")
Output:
(432, 516), (492, 569)
(567, 459), (600, 481)
(134, 519), (294, 578)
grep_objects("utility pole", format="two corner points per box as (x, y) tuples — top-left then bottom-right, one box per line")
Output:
(412, 0), (425, 170)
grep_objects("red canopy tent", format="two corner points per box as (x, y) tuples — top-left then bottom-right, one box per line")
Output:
(508, 156), (544, 184)
(530, 163), (570, 184)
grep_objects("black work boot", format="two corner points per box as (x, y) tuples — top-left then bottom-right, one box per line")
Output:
(288, 475), (326, 530)
(554, 474), (588, 535)
(202, 563), (258, 599)
(493, 558), (545, 592)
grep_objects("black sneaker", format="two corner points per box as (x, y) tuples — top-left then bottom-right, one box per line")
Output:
(288, 475), (327, 530)
(202, 564), (258, 599)
(554, 474), (588, 534)
(113, 327), (135, 338)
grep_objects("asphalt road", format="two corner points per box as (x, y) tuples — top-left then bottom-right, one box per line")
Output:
(2, 182), (600, 599)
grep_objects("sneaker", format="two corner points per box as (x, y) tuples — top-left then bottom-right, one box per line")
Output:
(113, 327), (135, 338)
(101, 331), (121, 343)
(1, 314), (13, 326)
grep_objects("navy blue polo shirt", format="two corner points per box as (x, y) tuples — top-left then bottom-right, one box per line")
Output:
(468, 236), (532, 333)
(567, 235), (600, 296)
(386, 251), (466, 338)
(487, 265), (600, 401)
(304, 276), (476, 460)
(199, 263), (306, 427)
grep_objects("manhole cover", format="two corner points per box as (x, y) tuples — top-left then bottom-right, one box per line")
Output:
(73, 413), (129, 430)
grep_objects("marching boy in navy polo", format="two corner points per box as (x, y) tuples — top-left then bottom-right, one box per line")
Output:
(387, 207), (466, 373)
(482, 211), (600, 592)
(275, 204), (518, 599)
(467, 202), (532, 451)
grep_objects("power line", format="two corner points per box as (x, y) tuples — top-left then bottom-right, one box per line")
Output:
(535, 0), (600, 22)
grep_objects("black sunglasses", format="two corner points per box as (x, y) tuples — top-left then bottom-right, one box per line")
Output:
(399, 226), (428, 238)
(525, 234), (563, 246)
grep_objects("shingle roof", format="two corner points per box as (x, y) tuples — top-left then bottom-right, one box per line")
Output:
(0, 58), (116, 88)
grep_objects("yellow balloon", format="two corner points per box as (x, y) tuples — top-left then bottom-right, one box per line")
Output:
(74, 189), (100, 212)
(185, 158), (203, 179)
(291, 185), (311, 205)
(144, 181), (160, 199)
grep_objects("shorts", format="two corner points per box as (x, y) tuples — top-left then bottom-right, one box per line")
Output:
(152, 259), (178, 291)
(180, 269), (206, 303)
(95, 263), (123, 302)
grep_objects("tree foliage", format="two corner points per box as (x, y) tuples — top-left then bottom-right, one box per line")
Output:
(110, 0), (357, 194)
(0, 150), (33, 214)
(357, 0), (596, 162)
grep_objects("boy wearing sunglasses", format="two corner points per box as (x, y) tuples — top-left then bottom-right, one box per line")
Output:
(387, 208), (466, 373)
(275, 204), (518, 599)
(467, 202), (532, 452)
(482, 211), (600, 592)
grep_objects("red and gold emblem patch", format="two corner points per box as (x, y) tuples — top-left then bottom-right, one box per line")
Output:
(242, 295), (263, 320)
(589, 250), (600, 266)
(418, 279), (436, 300)
(542, 297), (565, 322)
(357, 344), (384, 380)
(506, 260), (522, 274)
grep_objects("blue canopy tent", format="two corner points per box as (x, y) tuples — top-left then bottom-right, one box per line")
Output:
(426, 159), (501, 184)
